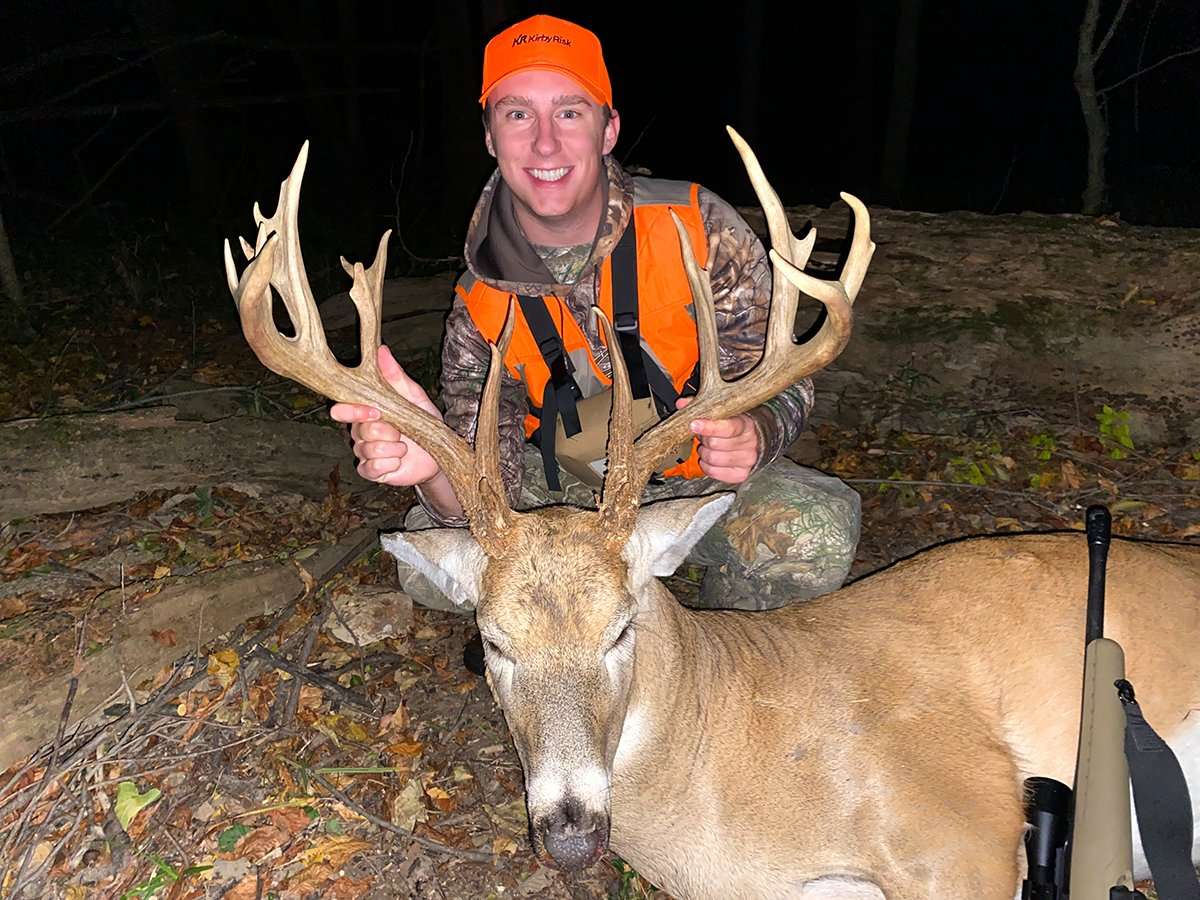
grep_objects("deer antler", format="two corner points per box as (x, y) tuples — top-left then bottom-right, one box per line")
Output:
(224, 142), (515, 550)
(598, 126), (876, 538)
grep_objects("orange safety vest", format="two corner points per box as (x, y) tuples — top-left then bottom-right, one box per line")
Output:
(457, 177), (710, 480)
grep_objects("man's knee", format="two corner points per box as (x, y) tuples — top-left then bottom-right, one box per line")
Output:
(693, 460), (862, 610)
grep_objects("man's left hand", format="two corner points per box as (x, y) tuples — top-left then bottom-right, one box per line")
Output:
(676, 397), (759, 484)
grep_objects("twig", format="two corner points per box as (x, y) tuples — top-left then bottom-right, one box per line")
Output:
(282, 605), (332, 727)
(250, 647), (374, 715)
(306, 770), (495, 863)
(49, 118), (170, 233)
(1100, 44), (1200, 95)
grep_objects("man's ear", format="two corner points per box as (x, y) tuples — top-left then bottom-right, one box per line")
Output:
(380, 528), (486, 611)
(602, 108), (620, 155)
(621, 493), (735, 593)
(484, 125), (496, 158)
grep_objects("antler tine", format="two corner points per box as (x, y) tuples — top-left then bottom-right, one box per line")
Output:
(595, 306), (638, 538)
(226, 144), (514, 551)
(601, 128), (873, 512)
(472, 300), (518, 541)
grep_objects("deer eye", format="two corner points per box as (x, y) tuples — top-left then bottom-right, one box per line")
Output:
(481, 636), (512, 665)
(607, 621), (635, 656)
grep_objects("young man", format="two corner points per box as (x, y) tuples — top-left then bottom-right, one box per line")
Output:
(332, 14), (860, 623)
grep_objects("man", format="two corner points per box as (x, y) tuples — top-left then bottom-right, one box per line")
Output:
(332, 14), (860, 637)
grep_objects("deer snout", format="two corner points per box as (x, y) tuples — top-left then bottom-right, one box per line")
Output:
(534, 798), (609, 870)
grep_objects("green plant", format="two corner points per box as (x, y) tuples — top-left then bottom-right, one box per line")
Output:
(1096, 405), (1135, 459)
(121, 854), (211, 900)
(1029, 432), (1057, 461)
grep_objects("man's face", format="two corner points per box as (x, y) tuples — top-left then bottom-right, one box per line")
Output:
(484, 69), (620, 245)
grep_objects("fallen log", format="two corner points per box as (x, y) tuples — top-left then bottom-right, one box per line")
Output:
(0, 406), (365, 521)
(0, 515), (390, 772)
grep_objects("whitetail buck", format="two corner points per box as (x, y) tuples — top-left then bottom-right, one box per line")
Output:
(226, 129), (1200, 899)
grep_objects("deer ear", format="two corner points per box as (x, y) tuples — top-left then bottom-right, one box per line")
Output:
(381, 528), (486, 611)
(623, 493), (735, 590)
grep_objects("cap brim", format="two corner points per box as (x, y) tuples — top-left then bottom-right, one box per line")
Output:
(479, 64), (609, 107)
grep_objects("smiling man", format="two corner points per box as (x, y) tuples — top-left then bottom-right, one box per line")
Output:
(332, 15), (861, 659)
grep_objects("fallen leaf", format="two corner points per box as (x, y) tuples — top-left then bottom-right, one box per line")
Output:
(390, 779), (428, 831)
(218, 823), (252, 852)
(1059, 460), (1083, 490)
(484, 798), (529, 836)
(297, 835), (373, 869)
(150, 628), (178, 647)
(425, 786), (455, 813)
(283, 861), (338, 897)
(115, 781), (161, 831)
(378, 701), (408, 735)
(0, 597), (29, 620)
(207, 649), (240, 689)
(385, 740), (425, 759)
(270, 806), (315, 835)
(313, 714), (370, 747)
(492, 834), (519, 856)
(325, 875), (373, 899)
(232, 825), (289, 862)
(222, 874), (261, 900)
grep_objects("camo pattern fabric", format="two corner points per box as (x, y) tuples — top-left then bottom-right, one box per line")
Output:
(397, 445), (861, 613)
(424, 154), (814, 528)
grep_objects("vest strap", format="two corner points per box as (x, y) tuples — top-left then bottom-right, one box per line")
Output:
(516, 293), (582, 492)
(611, 221), (680, 419)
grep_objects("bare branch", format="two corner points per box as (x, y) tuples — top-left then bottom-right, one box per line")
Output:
(0, 87), (410, 126)
(1100, 43), (1200, 95)
(1094, 0), (1133, 62)
(47, 119), (169, 233)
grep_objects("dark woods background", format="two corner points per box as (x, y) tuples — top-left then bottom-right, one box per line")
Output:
(1, 0), (1198, 328)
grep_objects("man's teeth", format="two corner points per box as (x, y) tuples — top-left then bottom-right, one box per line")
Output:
(530, 167), (569, 182)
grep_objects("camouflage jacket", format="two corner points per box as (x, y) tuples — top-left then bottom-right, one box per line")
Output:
(420, 155), (814, 526)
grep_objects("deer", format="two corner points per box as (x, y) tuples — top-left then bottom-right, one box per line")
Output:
(225, 129), (1200, 900)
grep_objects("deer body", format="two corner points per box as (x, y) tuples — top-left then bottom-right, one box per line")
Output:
(597, 532), (1200, 898)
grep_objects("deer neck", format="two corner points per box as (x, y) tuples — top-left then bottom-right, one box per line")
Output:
(613, 581), (731, 787)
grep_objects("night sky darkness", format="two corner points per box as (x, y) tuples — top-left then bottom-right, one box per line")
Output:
(1, 1), (1198, 280)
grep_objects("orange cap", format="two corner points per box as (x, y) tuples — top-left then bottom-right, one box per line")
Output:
(479, 15), (612, 108)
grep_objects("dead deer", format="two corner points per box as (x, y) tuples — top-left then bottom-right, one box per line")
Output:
(226, 130), (1200, 899)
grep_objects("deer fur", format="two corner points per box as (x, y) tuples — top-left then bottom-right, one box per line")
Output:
(386, 494), (1200, 900)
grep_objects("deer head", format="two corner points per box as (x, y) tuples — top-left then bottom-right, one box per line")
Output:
(225, 128), (874, 870)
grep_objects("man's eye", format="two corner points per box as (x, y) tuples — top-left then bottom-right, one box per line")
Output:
(559, 109), (580, 119)
(507, 110), (529, 120)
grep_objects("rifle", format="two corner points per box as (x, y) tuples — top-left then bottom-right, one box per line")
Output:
(1021, 506), (1200, 900)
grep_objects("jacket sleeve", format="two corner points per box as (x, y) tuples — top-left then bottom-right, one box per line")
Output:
(416, 293), (529, 526)
(697, 186), (815, 474)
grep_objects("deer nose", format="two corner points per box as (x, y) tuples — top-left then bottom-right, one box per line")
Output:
(537, 798), (608, 870)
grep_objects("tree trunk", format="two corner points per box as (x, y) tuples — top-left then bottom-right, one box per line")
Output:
(880, 0), (923, 205)
(850, 0), (882, 198)
(1075, 0), (1108, 215)
(0, 206), (30, 340)
(131, 3), (219, 220)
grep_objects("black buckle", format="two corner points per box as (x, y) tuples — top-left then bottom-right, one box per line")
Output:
(614, 310), (638, 333)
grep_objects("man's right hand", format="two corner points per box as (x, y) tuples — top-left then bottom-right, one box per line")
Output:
(330, 345), (443, 487)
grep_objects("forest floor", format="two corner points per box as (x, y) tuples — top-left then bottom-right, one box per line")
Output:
(1, 205), (1197, 898)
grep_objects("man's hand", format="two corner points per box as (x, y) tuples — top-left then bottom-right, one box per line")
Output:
(676, 397), (759, 484)
(329, 345), (443, 488)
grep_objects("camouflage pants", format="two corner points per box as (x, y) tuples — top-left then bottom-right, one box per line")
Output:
(397, 445), (861, 613)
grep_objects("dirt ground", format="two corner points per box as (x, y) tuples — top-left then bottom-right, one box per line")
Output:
(1, 206), (1197, 898)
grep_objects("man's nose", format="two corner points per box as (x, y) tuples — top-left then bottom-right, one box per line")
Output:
(533, 117), (560, 156)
